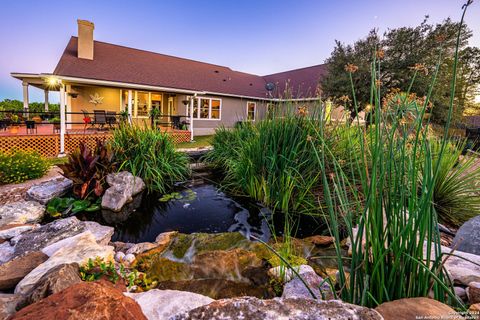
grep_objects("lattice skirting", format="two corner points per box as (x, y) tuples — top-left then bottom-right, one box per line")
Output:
(0, 131), (191, 157)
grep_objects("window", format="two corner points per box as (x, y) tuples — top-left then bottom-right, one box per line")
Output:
(186, 97), (221, 120)
(135, 92), (149, 117)
(247, 102), (256, 121)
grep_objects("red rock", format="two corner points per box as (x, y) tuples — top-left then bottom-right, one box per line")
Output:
(375, 297), (461, 320)
(303, 235), (335, 246)
(12, 281), (147, 320)
(0, 251), (48, 290)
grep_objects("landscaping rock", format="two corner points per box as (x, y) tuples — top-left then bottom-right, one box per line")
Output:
(0, 224), (38, 240)
(442, 246), (480, 286)
(0, 251), (48, 290)
(455, 286), (467, 301)
(172, 297), (382, 320)
(15, 231), (114, 295)
(125, 289), (213, 320)
(303, 235), (335, 246)
(0, 242), (15, 265)
(470, 303), (480, 314)
(111, 241), (134, 253)
(102, 172), (145, 212)
(453, 215), (480, 255)
(467, 282), (480, 304)
(17, 263), (82, 309)
(282, 269), (333, 300)
(12, 280), (147, 320)
(375, 298), (461, 320)
(375, 297), (461, 320)
(0, 293), (22, 320)
(268, 264), (316, 282)
(83, 221), (115, 246)
(115, 251), (126, 262)
(0, 201), (45, 227)
(126, 242), (157, 256)
(26, 177), (73, 204)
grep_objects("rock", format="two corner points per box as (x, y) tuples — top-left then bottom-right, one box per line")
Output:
(155, 231), (178, 245)
(102, 172), (145, 212)
(26, 177), (73, 204)
(453, 215), (480, 255)
(455, 286), (467, 301)
(375, 297), (461, 320)
(124, 289), (213, 320)
(0, 224), (38, 240)
(111, 241), (134, 253)
(0, 294), (22, 320)
(0, 251), (48, 290)
(0, 201), (45, 227)
(0, 242), (15, 265)
(115, 251), (126, 262)
(467, 282), (480, 304)
(268, 264), (316, 282)
(172, 297), (382, 320)
(12, 217), (84, 256)
(17, 263), (82, 309)
(83, 221), (114, 246)
(124, 253), (135, 265)
(303, 235), (335, 246)
(282, 270), (333, 300)
(12, 280), (147, 320)
(106, 171), (145, 196)
(470, 303), (480, 314)
(126, 242), (157, 255)
(15, 231), (114, 295)
(441, 245), (480, 285)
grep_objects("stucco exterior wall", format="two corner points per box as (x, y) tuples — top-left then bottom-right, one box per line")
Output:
(69, 85), (120, 124)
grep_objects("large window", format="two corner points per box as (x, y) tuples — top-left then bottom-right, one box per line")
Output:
(187, 97), (221, 120)
(247, 102), (256, 121)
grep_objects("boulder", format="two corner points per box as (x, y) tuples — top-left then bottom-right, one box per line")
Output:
(17, 263), (82, 309)
(0, 242), (15, 265)
(0, 294), (22, 320)
(26, 177), (73, 204)
(282, 269), (333, 300)
(0, 201), (45, 227)
(15, 231), (114, 295)
(83, 221), (114, 246)
(102, 172), (145, 212)
(0, 224), (38, 240)
(303, 235), (335, 246)
(0, 251), (48, 290)
(171, 297), (382, 320)
(126, 242), (157, 256)
(375, 297), (461, 320)
(12, 280), (147, 320)
(442, 246), (480, 286)
(467, 282), (480, 304)
(268, 264), (316, 282)
(452, 215), (480, 255)
(455, 286), (467, 301)
(124, 289), (213, 320)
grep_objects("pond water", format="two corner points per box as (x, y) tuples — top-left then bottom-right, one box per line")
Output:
(81, 170), (324, 243)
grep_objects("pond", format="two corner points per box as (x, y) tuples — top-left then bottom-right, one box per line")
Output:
(80, 172), (324, 243)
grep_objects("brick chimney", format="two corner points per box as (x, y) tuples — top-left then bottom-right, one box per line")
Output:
(77, 19), (94, 60)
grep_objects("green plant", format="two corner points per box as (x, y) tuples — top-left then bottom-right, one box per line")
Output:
(49, 117), (60, 123)
(10, 114), (19, 123)
(429, 138), (480, 227)
(46, 197), (101, 218)
(0, 150), (50, 184)
(59, 141), (116, 199)
(80, 257), (119, 283)
(110, 124), (190, 193)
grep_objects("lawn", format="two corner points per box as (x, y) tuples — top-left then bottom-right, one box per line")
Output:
(175, 135), (213, 149)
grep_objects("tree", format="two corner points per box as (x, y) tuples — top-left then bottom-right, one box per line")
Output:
(321, 17), (479, 125)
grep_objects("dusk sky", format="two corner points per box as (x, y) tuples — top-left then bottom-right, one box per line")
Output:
(0, 0), (478, 102)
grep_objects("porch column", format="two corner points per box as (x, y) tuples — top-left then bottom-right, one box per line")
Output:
(22, 81), (29, 112)
(127, 90), (133, 124)
(44, 90), (49, 112)
(66, 85), (72, 129)
(59, 84), (66, 156)
(190, 94), (196, 141)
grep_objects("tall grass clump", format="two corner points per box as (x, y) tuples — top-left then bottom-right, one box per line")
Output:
(311, 1), (474, 308)
(110, 124), (190, 193)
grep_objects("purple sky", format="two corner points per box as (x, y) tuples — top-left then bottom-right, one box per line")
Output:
(0, 0), (478, 102)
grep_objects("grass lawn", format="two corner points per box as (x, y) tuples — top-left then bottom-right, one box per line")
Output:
(176, 135), (213, 149)
(49, 156), (69, 166)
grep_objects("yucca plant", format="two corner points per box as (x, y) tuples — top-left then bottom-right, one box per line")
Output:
(110, 124), (190, 193)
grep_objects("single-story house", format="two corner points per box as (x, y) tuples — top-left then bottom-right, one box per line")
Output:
(10, 20), (328, 145)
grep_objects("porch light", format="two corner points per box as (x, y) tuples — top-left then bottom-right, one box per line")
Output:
(45, 76), (61, 88)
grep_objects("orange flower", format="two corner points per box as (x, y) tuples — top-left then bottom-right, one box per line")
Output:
(297, 106), (308, 116)
(409, 63), (428, 75)
(376, 49), (385, 60)
(344, 63), (359, 73)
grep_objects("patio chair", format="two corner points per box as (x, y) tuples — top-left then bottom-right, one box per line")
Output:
(81, 109), (93, 132)
(106, 111), (117, 129)
(25, 120), (37, 134)
(171, 116), (181, 130)
(93, 110), (107, 130)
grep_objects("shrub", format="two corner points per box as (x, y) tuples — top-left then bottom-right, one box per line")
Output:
(110, 124), (190, 193)
(59, 141), (116, 199)
(0, 150), (50, 184)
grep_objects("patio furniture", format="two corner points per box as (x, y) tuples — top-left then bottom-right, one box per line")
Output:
(25, 120), (37, 134)
(82, 109), (93, 132)
(93, 110), (107, 130)
(171, 116), (181, 129)
(106, 111), (117, 128)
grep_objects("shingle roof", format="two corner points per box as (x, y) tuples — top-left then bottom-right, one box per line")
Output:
(53, 37), (327, 99)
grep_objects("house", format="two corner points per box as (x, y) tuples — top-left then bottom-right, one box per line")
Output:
(9, 19), (328, 154)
